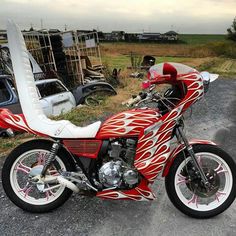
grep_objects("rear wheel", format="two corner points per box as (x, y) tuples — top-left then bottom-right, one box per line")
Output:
(2, 140), (76, 213)
(165, 144), (236, 218)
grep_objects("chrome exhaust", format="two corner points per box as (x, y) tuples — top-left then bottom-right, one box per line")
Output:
(57, 176), (80, 193)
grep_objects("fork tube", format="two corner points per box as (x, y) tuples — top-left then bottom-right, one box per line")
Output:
(176, 126), (210, 186)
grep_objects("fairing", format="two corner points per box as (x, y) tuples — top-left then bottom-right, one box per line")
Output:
(97, 179), (155, 201)
(96, 66), (205, 200)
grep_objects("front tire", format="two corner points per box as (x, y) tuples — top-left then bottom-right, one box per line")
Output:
(2, 140), (76, 213)
(165, 144), (236, 218)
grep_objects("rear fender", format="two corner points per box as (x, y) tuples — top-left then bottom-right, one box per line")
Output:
(12, 138), (77, 169)
(162, 139), (216, 177)
(0, 108), (46, 136)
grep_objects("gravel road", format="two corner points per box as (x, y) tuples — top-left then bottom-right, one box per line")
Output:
(0, 78), (235, 236)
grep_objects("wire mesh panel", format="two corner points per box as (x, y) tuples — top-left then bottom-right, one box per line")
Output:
(62, 31), (84, 86)
(76, 32), (102, 69)
(61, 31), (103, 86)
(23, 30), (103, 87)
(23, 31), (57, 74)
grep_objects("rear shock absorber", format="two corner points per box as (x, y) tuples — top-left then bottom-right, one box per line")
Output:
(41, 140), (61, 177)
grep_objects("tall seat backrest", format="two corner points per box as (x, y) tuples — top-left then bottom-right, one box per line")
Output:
(7, 20), (45, 123)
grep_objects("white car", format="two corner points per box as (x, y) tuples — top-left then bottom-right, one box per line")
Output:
(1, 45), (76, 117)
(35, 79), (76, 117)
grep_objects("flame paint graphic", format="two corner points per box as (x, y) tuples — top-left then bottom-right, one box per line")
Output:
(0, 109), (39, 134)
(97, 72), (204, 201)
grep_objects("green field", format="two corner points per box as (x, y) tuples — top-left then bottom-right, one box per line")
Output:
(103, 55), (207, 69)
(179, 34), (226, 44)
(0, 39), (7, 44)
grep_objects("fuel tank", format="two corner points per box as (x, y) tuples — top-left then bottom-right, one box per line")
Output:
(96, 108), (161, 139)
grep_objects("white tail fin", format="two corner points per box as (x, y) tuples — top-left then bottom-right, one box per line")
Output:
(7, 19), (44, 122)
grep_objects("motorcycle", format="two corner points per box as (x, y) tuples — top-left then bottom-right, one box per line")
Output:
(1, 20), (236, 218)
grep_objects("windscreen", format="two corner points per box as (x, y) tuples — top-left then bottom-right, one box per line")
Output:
(149, 62), (197, 79)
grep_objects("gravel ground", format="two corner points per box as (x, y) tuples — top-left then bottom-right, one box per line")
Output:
(0, 78), (235, 236)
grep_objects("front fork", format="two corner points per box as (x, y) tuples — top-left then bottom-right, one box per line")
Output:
(176, 126), (210, 187)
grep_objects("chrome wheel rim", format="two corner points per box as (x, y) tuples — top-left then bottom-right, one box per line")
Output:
(10, 149), (66, 205)
(175, 152), (233, 211)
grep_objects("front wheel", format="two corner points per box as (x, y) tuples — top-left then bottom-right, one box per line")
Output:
(165, 144), (236, 218)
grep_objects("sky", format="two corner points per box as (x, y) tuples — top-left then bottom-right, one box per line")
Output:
(0, 0), (235, 34)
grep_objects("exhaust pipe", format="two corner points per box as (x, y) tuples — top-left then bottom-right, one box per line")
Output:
(57, 176), (80, 193)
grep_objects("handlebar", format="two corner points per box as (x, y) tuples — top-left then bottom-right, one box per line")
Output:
(122, 92), (148, 107)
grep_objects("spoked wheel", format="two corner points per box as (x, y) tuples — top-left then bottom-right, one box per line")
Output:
(165, 144), (236, 218)
(2, 140), (76, 213)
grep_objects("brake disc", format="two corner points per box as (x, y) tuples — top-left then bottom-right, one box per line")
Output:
(187, 167), (220, 198)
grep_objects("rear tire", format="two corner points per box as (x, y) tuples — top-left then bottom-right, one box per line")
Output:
(2, 140), (76, 213)
(165, 144), (236, 218)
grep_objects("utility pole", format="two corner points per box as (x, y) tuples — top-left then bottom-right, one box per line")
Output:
(30, 23), (34, 31)
(40, 19), (43, 29)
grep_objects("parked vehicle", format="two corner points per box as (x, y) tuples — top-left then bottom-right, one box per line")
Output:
(0, 44), (76, 117)
(1, 22), (236, 218)
(0, 75), (21, 137)
(0, 75), (21, 113)
(0, 44), (43, 77)
(35, 79), (76, 116)
(0, 76), (76, 116)
(0, 44), (116, 110)
(72, 81), (117, 105)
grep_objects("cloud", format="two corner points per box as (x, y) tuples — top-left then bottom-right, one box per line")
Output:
(0, 0), (235, 33)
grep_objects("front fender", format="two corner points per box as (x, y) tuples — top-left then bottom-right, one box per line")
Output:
(162, 139), (216, 177)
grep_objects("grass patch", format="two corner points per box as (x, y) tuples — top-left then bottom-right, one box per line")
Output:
(179, 34), (226, 45)
(0, 39), (7, 44)
(101, 40), (236, 77)
(101, 42), (216, 58)
(205, 58), (236, 77)
(103, 55), (130, 69)
(0, 133), (34, 155)
(208, 41), (236, 59)
(55, 77), (144, 126)
(102, 53), (215, 73)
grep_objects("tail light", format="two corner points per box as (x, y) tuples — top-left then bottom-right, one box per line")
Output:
(63, 140), (102, 158)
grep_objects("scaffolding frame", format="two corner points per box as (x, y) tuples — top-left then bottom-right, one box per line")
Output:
(76, 31), (102, 68)
(62, 31), (84, 85)
(62, 30), (103, 85)
(23, 30), (103, 86)
(23, 31), (57, 74)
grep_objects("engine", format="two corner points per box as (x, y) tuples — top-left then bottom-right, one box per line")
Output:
(98, 138), (140, 189)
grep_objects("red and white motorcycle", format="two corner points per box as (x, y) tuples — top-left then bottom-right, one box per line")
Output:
(1, 21), (236, 218)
